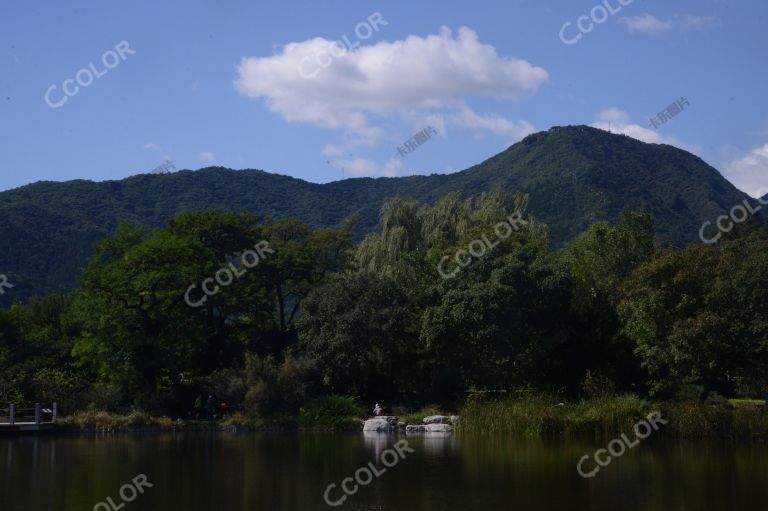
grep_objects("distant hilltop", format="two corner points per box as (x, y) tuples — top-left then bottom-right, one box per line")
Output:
(0, 125), (756, 303)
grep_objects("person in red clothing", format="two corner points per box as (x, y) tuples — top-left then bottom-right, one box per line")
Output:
(373, 403), (384, 416)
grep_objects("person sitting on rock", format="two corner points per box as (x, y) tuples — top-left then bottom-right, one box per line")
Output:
(373, 403), (384, 416)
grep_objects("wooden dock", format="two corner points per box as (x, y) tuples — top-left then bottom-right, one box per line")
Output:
(0, 403), (57, 433)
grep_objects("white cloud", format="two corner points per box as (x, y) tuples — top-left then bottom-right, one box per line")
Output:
(450, 107), (535, 142)
(621, 14), (674, 33)
(200, 151), (216, 162)
(621, 13), (716, 34)
(322, 145), (345, 157)
(591, 108), (700, 154)
(723, 144), (768, 198)
(233, 26), (547, 136)
(679, 15), (716, 31)
(330, 157), (403, 178)
(143, 143), (161, 152)
(235, 27), (545, 179)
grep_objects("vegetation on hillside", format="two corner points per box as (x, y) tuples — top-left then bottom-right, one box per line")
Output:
(0, 126), (756, 305)
(2, 190), (768, 432)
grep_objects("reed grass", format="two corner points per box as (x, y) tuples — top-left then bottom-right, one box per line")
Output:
(458, 393), (768, 440)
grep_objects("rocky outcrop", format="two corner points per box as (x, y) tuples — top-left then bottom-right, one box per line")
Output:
(362, 416), (399, 432)
(425, 423), (453, 433)
(364, 414), (459, 434)
(422, 415), (452, 425)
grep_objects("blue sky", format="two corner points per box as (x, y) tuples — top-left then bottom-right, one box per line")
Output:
(1, 0), (766, 195)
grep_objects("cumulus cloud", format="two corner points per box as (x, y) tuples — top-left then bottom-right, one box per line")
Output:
(591, 108), (700, 154)
(621, 13), (716, 34)
(678, 15), (717, 31)
(450, 107), (535, 141)
(621, 14), (674, 33)
(723, 144), (768, 198)
(331, 157), (403, 178)
(200, 151), (216, 162)
(234, 26), (546, 178)
(233, 26), (547, 135)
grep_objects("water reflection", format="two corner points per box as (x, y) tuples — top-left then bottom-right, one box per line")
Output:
(0, 433), (766, 511)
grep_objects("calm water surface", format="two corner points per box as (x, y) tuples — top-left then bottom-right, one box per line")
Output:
(1, 432), (766, 510)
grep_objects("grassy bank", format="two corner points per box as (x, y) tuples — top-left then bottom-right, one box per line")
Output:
(56, 410), (176, 431)
(458, 393), (768, 440)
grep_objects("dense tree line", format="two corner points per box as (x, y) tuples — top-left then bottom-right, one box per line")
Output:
(1, 193), (767, 417)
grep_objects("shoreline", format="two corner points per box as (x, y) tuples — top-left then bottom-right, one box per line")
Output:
(10, 395), (766, 441)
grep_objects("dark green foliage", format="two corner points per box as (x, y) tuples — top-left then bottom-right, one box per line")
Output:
(298, 395), (363, 429)
(298, 272), (417, 400)
(2, 185), (768, 426)
(619, 231), (768, 397)
(0, 126), (756, 305)
(242, 352), (309, 418)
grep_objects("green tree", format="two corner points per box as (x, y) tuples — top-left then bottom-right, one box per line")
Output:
(298, 271), (417, 400)
(559, 212), (656, 391)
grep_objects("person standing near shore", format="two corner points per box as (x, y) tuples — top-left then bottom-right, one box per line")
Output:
(373, 403), (384, 416)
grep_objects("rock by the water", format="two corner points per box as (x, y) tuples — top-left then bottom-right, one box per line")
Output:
(425, 423), (453, 433)
(422, 415), (451, 425)
(363, 418), (391, 432)
(363, 416), (399, 432)
(450, 415), (460, 424)
(405, 425), (427, 434)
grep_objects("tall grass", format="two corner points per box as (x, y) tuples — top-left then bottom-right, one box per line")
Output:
(459, 393), (768, 440)
(459, 393), (647, 438)
(57, 410), (175, 430)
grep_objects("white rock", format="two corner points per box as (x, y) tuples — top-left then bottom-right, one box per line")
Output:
(405, 425), (427, 434)
(422, 415), (451, 424)
(363, 418), (392, 432)
(425, 423), (453, 433)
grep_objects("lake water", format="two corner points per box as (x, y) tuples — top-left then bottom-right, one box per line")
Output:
(1, 432), (766, 510)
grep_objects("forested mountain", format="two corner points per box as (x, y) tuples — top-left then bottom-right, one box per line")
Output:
(0, 125), (755, 304)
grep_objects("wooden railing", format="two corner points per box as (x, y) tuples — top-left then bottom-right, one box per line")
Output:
(0, 403), (57, 425)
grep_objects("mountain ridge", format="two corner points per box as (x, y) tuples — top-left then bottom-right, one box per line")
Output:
(0, 125), (756, 304)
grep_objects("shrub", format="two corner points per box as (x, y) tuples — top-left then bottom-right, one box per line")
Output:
(243, 351), (308, 418)
(299, 395), (363, 429)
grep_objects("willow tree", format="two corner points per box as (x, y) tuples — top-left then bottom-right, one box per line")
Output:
(354, 192), (545, 282)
